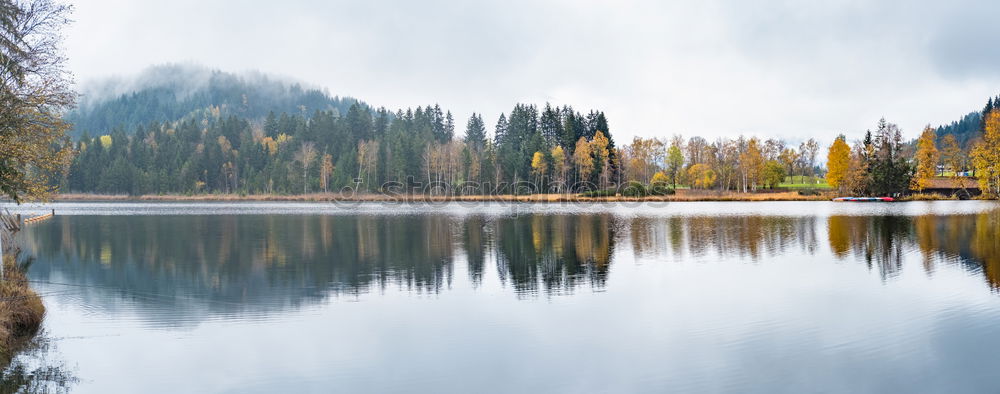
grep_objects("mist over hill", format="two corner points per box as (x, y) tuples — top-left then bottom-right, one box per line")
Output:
(66, 64), (361, 137)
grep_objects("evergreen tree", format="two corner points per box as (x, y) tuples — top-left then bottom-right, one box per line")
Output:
(868, 119), (912, 196)
(464, 113), (487, 153)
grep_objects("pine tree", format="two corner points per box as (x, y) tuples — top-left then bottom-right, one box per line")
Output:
(540, 104), (561, 146)
(868, 118), (911, 196)
(463, 113), (487, 153)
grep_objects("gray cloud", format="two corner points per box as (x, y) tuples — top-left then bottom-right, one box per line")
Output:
(65, 0), (1000, 147)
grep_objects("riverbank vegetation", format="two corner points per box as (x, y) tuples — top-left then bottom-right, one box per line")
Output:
(0, 211), (45, 365)
(0, 0), (71, 372)
(823, 100), (1000, 199)
(0, 254), (45, 364)
(53, 189), (834, 202)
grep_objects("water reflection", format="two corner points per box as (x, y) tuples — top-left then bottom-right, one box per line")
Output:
(17, 210), (1000, 322)
(492, 214), (613, 294)
(910, 212), (1000, 289)
(629, 216), (819, 260)
(0, 332), (76, 393)
(826, 211), (1000, 289)
(827, 216), (912, 280)
(23, 215), (459, 313)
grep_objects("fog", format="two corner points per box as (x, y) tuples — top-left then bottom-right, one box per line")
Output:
(65, 0), (1000, 145)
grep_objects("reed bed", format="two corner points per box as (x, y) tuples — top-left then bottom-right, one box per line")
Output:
(53, 190), (835, 202)
(0, 255), (45, 364)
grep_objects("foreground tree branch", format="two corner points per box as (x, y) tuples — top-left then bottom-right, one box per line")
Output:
(0, 0), (74, 203)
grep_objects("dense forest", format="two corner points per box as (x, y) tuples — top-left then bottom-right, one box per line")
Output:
(59, 66), (1000, 198)
(68, 101), (624, 196)
(934, 111), (980, 147)
(65, 67), (625, 195)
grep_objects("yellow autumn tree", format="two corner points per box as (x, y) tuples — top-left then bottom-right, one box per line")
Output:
(320, 153), (334, 193)
(649, 171), (671, 195)
(550, 146), (567, 192)
(530, 151), (547, 188)
(261, 137), (278, 156)
(0, 0), (75, 203)
(826, 136), (851, 192)
(940, 134), (962, 176)
(911, 126), (939, 192)
(687, 164), (716, 189)
(740, 138), (764, 191)
(650, 171), (669, 186)
(972, 109), (1000, 197)
(574, 137), (594, 185)
(591, 131), (611, 189)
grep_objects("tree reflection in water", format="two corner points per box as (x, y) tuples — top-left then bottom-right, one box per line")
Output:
(827, 210), (1000, 288)
(492, 214), (613, 295)
(0, 331), (76, 394)
(826, 215), (911, 279)
(911, 211), (1000, 289)
(630, 216), (819, 261)
(16, 210), (1000, 318)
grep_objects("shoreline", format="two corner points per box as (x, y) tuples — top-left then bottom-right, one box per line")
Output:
(0, 255), (45, 366)
(2, 191), (977, 204)
(47, 191), (842, 203)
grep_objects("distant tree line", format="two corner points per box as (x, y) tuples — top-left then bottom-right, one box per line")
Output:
(826, 97), (1000, 198)
(824, 119), (912, 196)
(64, 102), (623, 196)
(52, 67), (1000, 199)
(616, 135), (821, 194)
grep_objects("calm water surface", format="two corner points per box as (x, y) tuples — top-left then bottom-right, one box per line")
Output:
(4, 201), (1000, 393)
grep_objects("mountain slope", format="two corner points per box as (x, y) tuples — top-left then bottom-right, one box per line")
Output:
(935, 111), (981, 147)
(67, 65), (360, 137)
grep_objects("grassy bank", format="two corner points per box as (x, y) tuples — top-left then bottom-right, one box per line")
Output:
(54, 190), (835, 202)
(0, 255), (44, 365)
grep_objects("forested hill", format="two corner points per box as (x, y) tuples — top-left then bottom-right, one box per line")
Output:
(935, 111), (981, 147)
(63, 66), (621, 196)
(66, 65), (360, 137)
(933, 94), (1000, 147)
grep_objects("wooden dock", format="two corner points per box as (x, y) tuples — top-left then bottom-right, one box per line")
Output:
(23, 210), (54, 224)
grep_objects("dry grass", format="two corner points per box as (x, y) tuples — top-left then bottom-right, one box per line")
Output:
(54, 190), (836, 202)
(901, 193), (959, 201)
(0, 255), (45, 363)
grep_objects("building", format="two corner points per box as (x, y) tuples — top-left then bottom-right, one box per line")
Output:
(920, 177), (981, 199)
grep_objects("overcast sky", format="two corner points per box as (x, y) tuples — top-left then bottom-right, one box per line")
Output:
(65, 0), (1000, 144)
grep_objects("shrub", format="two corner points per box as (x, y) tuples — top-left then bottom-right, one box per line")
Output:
(621, 181), (648, 197)
(649, 181), (675, 196)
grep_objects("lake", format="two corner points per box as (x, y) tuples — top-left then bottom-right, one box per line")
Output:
(4, 201), (1000, 393)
